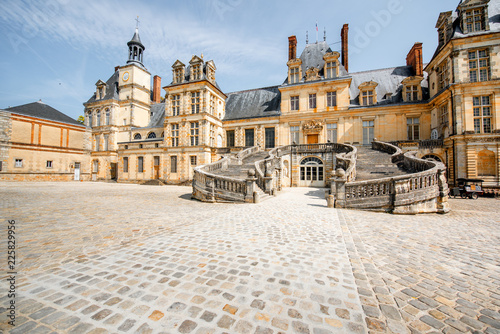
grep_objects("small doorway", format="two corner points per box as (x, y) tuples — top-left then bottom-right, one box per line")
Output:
(74, 162), (80, 181)
(299, 156), (325, 187)
(154, 156), (160, 179)
(307, 134), (319, 144)
(110, 163), (117, 180)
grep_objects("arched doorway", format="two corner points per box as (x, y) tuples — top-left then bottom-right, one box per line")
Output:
(299, 156), (324, 187)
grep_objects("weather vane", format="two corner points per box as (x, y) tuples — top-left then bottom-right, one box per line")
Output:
(135, 16), (140, 29)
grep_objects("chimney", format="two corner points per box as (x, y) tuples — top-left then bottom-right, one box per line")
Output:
(341, 24), (349, 72)
(153, 75), (161, 103)
(406, 43), (423, 77)
(288, 36), (297, 61)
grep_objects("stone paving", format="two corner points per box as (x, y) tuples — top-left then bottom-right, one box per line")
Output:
(0, 182), (499, 334)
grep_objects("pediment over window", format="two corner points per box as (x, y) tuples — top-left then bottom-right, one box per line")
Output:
(401, 76), (423, 85)
(358, 81), (378, 90)
(172, 60), (185, 69)
(287, 58), (302, 67)
(435, 11), (453, 29)
(323, 52), (340, 62)
(189, 55), (204, 65)
(95, 80), (106, 87)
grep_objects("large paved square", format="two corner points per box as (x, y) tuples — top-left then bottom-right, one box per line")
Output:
(1, 182), (499, 333)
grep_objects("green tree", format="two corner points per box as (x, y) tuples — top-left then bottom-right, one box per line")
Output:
(77, 115), (85, 124)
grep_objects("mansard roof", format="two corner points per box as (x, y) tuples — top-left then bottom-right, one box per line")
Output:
(224, 86), (281, 121)
(85, 71), (120, 104)
(349, 66), (429, 106)
(5, 101), (84, 126)
(147, 102), (166, 128)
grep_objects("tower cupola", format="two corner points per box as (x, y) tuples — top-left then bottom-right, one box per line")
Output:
(127, 17), (145, 66)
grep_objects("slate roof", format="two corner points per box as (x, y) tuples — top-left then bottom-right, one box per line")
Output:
(146, 103), (166, 128)
(224, 86), (281, 121)
(85, 71), (120, 104)
(5, 101), (84, 126)
(128, 28), (144, 48)
(349, 66), (429, 106)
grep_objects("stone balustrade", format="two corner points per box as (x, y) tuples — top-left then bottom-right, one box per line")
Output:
(332, 141), (450, 214)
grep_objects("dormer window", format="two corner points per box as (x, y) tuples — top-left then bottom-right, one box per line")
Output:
(458, 1), (490, 34)
(359, 81), (378, 106)
(325, 62), (337, 79)
(206, 61), (216, 82)
(174, 69), (183, 83)
(402, 77), (423, 102)
(172, 60), (186, 84)
(323, 52), (340, 79)
(290, 67), (300, 84)
(95, 80), (106, 100)
(466, 9), (485, 32)
(192, 65), (202, 81)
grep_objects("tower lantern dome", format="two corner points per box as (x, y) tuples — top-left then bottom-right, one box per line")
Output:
(127, 24), (145, 66)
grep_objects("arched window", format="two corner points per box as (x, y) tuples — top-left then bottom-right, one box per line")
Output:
(147, 132), (156, 139)
(160, 132), (164, 138)
(300, 157), (324, 181)
(477, 149), (495, 176)
(105, 109), (110, 125)
(87, 111), (92, 127)
(134, 133), (142, 140)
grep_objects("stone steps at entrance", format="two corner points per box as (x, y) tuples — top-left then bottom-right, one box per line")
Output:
(355, 145), (409, 181)
(211, 151), (269, 179)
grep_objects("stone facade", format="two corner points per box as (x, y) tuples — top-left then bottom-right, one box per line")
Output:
(0, 104), (90, 181)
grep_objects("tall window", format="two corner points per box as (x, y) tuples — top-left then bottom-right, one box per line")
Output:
(327, 123), (337, 143)
(265, 127), (275, 149)
(290, 126), (299, 144)
(326, 61), (337, 79)
(226, 130), (235, 147)
(93, 160), (99, 173)
(192, 65), (202, 80)
(406, 85), (419, 101)
(439, 104), (449, 125)
(171, 156), (177, 173)
(473, 96), (492, 133)
(138, 157), (144, 173)
(362, 91), (374, 106)
(190, 122), (199, 146)
(103, 134), (109, 151)
(407, 118), (420, 140)
(363, 121), (374, 145)
(465, 9), (485, 33)
(105, 109), (110, 125)
(469, 49), (490, 82)
(172, 95), (180, 116)
(210, 94), (216, 115)
(174, 69), (183, 83)
(290, 67), (299, 84)
(309, 94), (316, 109)
(171, 124), (179, 147)
(190, 156), (197, 166)
(210, 124), (215, 147)
(290, 96), (299, 111)
(327, 91), (337, 107)
(95, 135), (100, 152)
(437, 62), (450, 90)
(245, 129), (254, 147)
(96, 111), (101, 126)
(87, 112), (92, 127)
(123, 157), (129, 173)
(191, 92), (200, 114)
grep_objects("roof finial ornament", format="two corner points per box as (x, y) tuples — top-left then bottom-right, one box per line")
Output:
(324, 28), (326, 41)
(306, 31), (309, 44)
(135, 16), (140, 29)
(201, 52), (204, 60)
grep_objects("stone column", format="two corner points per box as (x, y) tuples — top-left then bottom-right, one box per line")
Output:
(437, 167), (450, 214)
(245, 169), (257, 203)
(334, 168), (347, 208)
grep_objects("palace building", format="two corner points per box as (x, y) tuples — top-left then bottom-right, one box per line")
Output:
(2, 0), (498, 192)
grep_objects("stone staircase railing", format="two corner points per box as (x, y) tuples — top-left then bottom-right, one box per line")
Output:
(254, 143), (357, 195)
(329, 141), (450, 214)
(192, 146), (261, 203)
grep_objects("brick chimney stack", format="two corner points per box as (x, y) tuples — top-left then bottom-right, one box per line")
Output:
(288, 36), (297, 61)
(341, 24), (349, 72)
(406, 43), (423, 77)
(153, 75), (161, 103)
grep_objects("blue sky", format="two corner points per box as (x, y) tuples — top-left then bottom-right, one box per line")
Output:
(0, 0), (460, 120)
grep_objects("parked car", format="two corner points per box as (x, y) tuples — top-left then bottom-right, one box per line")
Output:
(449, 178), (484, 199)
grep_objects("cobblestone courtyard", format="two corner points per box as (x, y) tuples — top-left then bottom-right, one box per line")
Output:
(1, 182), (499, 334)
